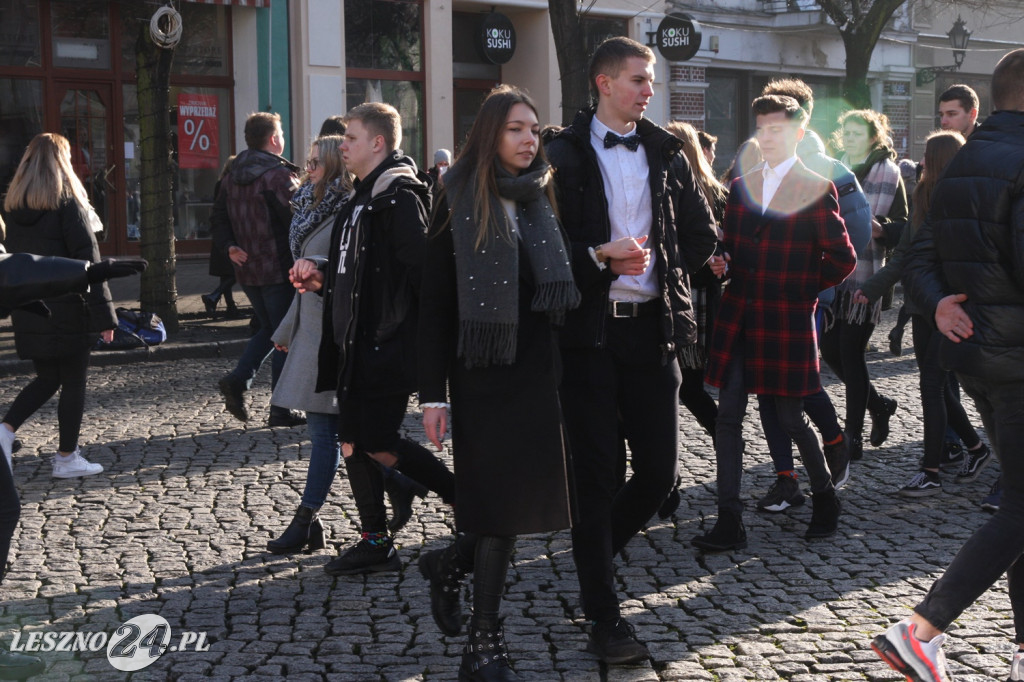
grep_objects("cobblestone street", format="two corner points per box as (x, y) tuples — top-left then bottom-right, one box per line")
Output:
(0, 310), (1013, 681)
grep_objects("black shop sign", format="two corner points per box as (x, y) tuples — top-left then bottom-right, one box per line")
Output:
(655, 13), (702, 62)
(479, 12), (516, 64)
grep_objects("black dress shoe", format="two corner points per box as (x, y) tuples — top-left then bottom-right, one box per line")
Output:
(586, 618), (650, 665)
(268, 408), (307, 428)
(0, 649), (45, 679)
(691, 510), (747, 552)
(218, 375), (248, 422)
(869, 397), (898, 447)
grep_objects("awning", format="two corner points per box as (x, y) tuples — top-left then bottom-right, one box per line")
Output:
(181, 0), (271, 7)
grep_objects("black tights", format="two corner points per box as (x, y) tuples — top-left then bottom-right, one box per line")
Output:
(819, 318), (886, 435)
(0, 459), (18, 584)
(3, 350), (90, 453)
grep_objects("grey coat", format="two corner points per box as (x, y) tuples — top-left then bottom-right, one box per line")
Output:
(270, 215), (339, 414)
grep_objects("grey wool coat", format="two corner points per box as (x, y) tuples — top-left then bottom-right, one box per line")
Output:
(270, 214), (339, 415)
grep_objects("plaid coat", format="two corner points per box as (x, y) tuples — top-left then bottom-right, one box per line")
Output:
(706, 160), (856, 396)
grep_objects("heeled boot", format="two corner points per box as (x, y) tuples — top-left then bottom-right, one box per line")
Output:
(459, 625), (523, 682)
(267, 505), (326, 554)
(805, 488), (841, 539)
(418, 534), (475, 636)
(384, 467), (428, 533)
(691, 508), (747, 552)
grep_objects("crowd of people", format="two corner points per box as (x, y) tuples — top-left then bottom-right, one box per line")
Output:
(2, 34), (1024, 682)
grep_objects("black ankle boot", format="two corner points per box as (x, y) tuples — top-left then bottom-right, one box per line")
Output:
(267, 505), (326, 554)
(805, 488), (841, 539)
(384, 468), (428, 533)
(691, 509), (747, 552)
(419, 543), (470, 636)
(848, 432), (864, 461)
(459, 626), (523, 682)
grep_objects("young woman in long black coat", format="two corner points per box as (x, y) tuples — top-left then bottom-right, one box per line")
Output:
(417, 85), (580, 682)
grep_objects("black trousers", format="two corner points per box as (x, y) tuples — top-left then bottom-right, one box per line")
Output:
(0, 458), (18, 583)
(4, 349), (91, 453)
(560, 315), (681, 623)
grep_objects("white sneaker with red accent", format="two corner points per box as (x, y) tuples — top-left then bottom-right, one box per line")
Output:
(1009, 649), (1024, 682)
(871, 618), (950, 682)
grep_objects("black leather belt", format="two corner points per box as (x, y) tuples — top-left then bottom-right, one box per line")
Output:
(608, 300), (658, 318)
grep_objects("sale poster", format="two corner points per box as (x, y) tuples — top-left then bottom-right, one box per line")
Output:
(177, 93), (220, 169)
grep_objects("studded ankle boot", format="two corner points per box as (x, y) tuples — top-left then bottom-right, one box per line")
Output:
(418, 541), (471, 636)
(458, 625), (523, 682)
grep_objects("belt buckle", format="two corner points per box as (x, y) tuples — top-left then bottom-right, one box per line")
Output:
(610, 300), (636, 318)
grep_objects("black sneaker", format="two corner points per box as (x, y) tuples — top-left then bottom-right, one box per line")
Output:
(324, 539), (400, 576)
(586, 618), (650, 665)
(268, 408), (307, 428)
(756, 475), (805, 513)
(980, 478), (1001, 513)
(869, 397), (898, 447)
(938, 441), (965, 472)
(898, 470), (943, 498)
(824, 434), (851, 489)
(955, 444), (991, 483)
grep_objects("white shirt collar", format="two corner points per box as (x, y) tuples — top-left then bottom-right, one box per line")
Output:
(591, 115), (638, 143)
(762, 154), (799, 181)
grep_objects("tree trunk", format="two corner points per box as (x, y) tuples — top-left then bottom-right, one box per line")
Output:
(548, 0), (591, 126)
(842, 30), (873, 110)
(135, 24), (179, 333)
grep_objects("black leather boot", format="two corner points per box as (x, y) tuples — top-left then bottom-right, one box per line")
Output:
(691, 509), (747, 552)
(458, 626), (523, 682)
(384, 468), (428, 533)
(267, 505), (326, 554)
(418, 536), (474, 636)
(805, 488), (841, 539)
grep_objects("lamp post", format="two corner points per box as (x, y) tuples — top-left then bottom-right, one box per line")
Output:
(917, 16), (972, 86)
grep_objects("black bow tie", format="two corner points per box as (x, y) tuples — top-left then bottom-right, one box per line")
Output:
(603, 131), (640, 152)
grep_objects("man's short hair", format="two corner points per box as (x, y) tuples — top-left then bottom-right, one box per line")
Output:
(244, 112), (281, 150)
(319, 115), (347, 137)
(761, 78), (815, 118)
(993, 49), (1024, 112)
(588, 36), (655, 98)
(751, 95), (808, 126)
(939, 84), (980, 113)
(697, 130), (717, 150)
(345, 102), (402, 152)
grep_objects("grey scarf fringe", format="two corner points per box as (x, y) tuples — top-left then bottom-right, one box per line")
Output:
(457, 320), (518, 368)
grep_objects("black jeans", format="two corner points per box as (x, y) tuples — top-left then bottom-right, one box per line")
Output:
(716, 349), (833, 517)
(819, 318), (887, 435)
(759, 388), (843, 473)
(4, 349), (91, 453)
(0, 458), (18, 583)
(560, 316), (681, 623)
(915, 375), (1024, 642)
(911, 315), (981, 469)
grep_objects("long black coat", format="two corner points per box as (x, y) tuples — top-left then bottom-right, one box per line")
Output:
(1, 200), (116, 359)
(418, 198), (573, 536)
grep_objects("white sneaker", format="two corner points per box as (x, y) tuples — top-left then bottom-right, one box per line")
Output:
(52, 448), (104, 478)
(0, 425), (14, 472)
(871, 618), (950, 682)
(1010, 649), (1024, 681)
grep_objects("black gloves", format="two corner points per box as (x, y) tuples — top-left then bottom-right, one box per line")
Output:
(87, 258), (148, 284)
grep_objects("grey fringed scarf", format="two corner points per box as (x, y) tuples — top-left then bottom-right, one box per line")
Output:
(289, 178), (347, 259)
(445, 160), (580, 368)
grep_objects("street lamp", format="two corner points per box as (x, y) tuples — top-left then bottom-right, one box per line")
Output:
(917, 16), (972, 86)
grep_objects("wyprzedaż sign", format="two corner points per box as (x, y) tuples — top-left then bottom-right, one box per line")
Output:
(177, 93), (220, 169)
(479, 12), (516, 65)
(655, 13), (702, 62)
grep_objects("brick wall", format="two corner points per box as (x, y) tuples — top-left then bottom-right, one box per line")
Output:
(669, 64), (707, 126)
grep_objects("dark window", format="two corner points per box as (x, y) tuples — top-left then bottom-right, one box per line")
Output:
(345, 0), (423, 72)
(0, 0), (41, 68)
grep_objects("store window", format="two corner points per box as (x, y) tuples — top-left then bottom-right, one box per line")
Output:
(346, 79), (424, 165)
(582, 16), (628, 56)
(0, 78), (43, 199)
(50, 0), (111, 70)
(119, 3), (229, 77)
(0, 0), (41, 67)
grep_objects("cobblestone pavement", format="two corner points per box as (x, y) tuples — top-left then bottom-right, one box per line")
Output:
(0, 308), (1013, 681)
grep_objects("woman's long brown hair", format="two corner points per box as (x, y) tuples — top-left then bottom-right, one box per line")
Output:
(912, 129), (965, 229)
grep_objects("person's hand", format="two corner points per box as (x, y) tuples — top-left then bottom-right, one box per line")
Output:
(710, 252), (730, 278)
(935, 293), (973, 343)
(101, 329), (115, 344)
(423, 406), (448, 451)
(273, 343), (288, 352)
(871, 218), (884, 239)
(603, 236), (651, 276)
(852, 289), (870, 305)
(87, 258), (148, 283)
(228, 245), (248, 266)
(289, 258), (324, 293)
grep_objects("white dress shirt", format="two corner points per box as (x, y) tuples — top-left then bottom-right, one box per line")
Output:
(589, 115), (657, 302)
(761, 154), (799, 214)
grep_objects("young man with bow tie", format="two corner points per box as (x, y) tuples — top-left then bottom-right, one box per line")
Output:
(545, 36), (718, 664)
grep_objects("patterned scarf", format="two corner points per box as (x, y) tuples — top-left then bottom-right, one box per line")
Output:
(836, 146), (899, 324)
(444, 159), (580, 368)
(289, 178), (347, 259)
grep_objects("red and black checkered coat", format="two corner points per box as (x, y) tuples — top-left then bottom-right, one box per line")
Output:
(705, 160), (856, 396)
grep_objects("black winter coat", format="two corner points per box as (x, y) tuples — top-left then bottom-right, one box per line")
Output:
(544, 110), (718, 353)
(903, 110), (1024, 383)
(1, 200), (116, 359)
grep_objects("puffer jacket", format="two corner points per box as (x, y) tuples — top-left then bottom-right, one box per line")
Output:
(315, 152), (431, 399)
(545, 109), (718, 354)
(209, 148), (299, 287)
(1, 200), (116, 359)
(903, 110), (1024, 382)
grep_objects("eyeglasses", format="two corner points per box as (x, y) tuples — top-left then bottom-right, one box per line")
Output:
(305, 158), (320, 171)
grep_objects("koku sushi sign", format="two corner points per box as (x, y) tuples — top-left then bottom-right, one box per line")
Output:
(656, 13), (702, 62)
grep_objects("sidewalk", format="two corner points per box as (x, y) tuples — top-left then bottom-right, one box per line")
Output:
(0, 258), (253, 375)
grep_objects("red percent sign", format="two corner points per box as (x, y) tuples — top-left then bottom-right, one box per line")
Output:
(177, 93), (220, 169)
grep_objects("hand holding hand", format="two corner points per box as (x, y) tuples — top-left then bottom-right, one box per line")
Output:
(710, 252), (730, 278)
(228, 246), (248, 266)
(289, 259), (323, 293)
(852, 289), (870, 305)
(935, 293), (973, 343)
(604, 236), (651, 277)
(871, 218), (884, 239)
